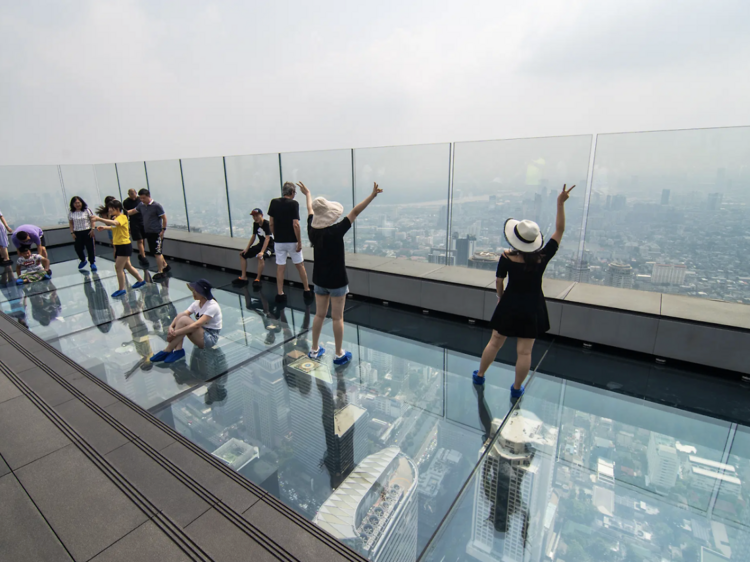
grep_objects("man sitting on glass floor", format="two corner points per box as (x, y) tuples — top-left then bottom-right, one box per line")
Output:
(233, 208), (275, 288)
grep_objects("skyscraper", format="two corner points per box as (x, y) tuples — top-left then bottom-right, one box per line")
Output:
(467, 412), (556, 562)
(651, 263), (687, 286)
(647, 432), (679, 489)
(605, 263), (634, 289)
(313, 447), (418, 562)
(566, 260), (591, 283)
(455, 235), (477, 267)
(287, 357), (368, 482)
(707, 192), (724, 211)
(661, 189), (671, 205)
(242, 354), (290, 449)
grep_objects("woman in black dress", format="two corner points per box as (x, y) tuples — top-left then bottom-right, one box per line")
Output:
(473, 184), (575, 402)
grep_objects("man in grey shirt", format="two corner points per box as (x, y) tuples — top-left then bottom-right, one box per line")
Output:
(126, 189), (171, 279)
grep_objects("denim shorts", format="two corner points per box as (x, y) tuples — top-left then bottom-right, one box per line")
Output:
(203, 327), (220, 348)
(314, 285), (349, 297)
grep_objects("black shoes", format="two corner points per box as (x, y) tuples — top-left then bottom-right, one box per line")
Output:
(303, 290), (315, 302)
(275, 294), (287, 303)
(232, 278), (249, 286)
(0, 259), (12, 267)
(152, 272), (167, 281)
(138, 256), (149, 266)
(252, 279), (262, 289)
(163, 264), (172, 272)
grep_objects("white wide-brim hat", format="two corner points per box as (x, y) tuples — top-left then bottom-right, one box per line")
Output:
(311, 197), (344, 229)
(504, 218), (544, 253)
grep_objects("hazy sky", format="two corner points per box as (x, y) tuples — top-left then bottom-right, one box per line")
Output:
(1, 0), (749, 165)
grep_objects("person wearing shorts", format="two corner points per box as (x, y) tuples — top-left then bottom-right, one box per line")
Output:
(123, 188), (149, 266)
(126, 189), (171, 279)
(92, 200), (147, 298)
(0, 207), (12, 266)
(267, 182), (312, 302)
(15, 246), (50, 284)
(233, 208), (274, 287)
(149, 279), (222, 364)
(299, 180), (382, 366)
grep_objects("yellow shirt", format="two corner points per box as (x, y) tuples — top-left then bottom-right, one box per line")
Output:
(112, 214), (131, 246)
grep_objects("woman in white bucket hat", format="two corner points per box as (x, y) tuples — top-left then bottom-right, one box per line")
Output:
(473, 184), (575, 403)
(297, 180), (382, 366)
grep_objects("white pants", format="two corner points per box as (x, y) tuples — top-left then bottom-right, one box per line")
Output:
(274, 242), (304, 265)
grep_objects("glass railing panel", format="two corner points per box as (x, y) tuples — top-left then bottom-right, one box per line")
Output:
(584, 126), (750, 302)
(143, 160), (189, 232)
(451, 136), (591, 277)
(59, 165), (102, 213)
(353, 144), (451, 262)
(0, 165), (67, 228)
(114, 161), (148, 198)
(224, 153), (282, 239)
(94, 164), (122, 201)
(280, 149), (353, 250)
(180, 157), (231, 235)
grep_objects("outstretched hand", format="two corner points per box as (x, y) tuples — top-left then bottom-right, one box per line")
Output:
(558, 184), (576, 204)
(372, 182), (383, 197)
(296, 182), (310, 196)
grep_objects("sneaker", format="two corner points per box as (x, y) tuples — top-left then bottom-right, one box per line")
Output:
(1, 259), (12, 266)
(90, 263), (98, 272)
(132, 280), (146, 289)
(308, 346), (326, 359)
(78, 260), (87, 270)
(111, 289), (127, 298)
(150, 350), (170, 363)
(46, 269), (52, 278)
(232, 278), (249, 286)
(15, 278), (24, 285)
(164, 349), (186, 363)
(333, 351), (352, 366)
(275, 294), (287, 303)
(510, 384), (525, 405)
(163, 264), (172, 272)
(152, 273), (166, 281)
(252, 279), (262, 289)
(303, 290), (315, 302)
(472, 370), (485, 385)
(138, 256), (149, 266)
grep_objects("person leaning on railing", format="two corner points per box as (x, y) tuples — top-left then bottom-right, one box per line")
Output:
(472, 184), (575, 404)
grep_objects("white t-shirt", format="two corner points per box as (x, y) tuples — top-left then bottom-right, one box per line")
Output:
(17, 254), (44, 273)
(188, 299), (222, 330)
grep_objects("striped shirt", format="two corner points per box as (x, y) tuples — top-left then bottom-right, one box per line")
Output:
(68, 208), (94, 232)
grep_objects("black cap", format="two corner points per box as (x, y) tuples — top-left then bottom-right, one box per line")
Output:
(187, 279), (214, 300)
(250, 208), (263, 216)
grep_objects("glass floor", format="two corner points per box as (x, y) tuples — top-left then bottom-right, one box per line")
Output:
(2, 250), (749, 562)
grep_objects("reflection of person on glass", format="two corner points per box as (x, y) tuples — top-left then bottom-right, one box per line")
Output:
(0, 267), (27, 326)
(473, 185), (575, 403)
(84, 271), (115, 332)
(121, 294), (153, 375)
(150, 279), (222, 364)
(243, 285), (282, 346)
(300, 181), (382, 366)
(28, 279), (61, 327)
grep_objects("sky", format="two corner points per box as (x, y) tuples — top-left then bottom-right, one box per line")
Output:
(1, 0), (749, 166)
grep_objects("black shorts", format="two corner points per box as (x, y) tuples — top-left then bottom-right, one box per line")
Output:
(114, 244), (133, 258)
(129, 221), (145, 241)
(145, 233), (164, 256)
(241, 244), (274, 260)
(40, 234), (46, 247)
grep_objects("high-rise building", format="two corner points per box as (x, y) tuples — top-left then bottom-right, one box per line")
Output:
(287, 357), (369, 481)
(707, 192), (724, 211)
(611, 194), (627, 211)
(313, 447), (418, 562)
(455, 235), (477, 267)
(468, 252), (501, 271)
(661, 189), (671, 205)
(242, 354), (290, 449)
(647, 432), (679, 489)
(566, 260), (591, 283)
(651, 263), (687, 286)
(605, 263), (634, 289)
(467, 413), (556, 562)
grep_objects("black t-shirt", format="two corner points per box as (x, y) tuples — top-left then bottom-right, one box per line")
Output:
(308, 215), (351, 289)
(267, 198), (300, 243)
(496, 239), (559, 295)
(252, 219), (274, 249)
(123, 197), (143, 224)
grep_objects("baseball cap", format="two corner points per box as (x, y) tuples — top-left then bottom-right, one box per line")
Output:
(250, 208), (263, 216)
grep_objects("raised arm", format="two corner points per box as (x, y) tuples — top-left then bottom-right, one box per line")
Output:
(297, 182), (314, 216)
(346, 183), (383, 224)
(550, 184), (575, 245)
(92, 215), (118, 227)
